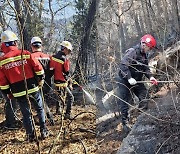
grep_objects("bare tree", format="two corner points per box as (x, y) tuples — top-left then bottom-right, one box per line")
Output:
(171, 0), (180, 33)
(74, 0), (100, 83)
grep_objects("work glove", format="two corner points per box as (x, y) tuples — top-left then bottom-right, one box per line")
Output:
(38, 80), (44, 88)
(150, 77), (158, 85)
(128, 78), (137, 85)
(7, 93), (14, 100)
(69, 84), (73, 91)
(68, 78), (73, 90)
(79, 85), (83, 91)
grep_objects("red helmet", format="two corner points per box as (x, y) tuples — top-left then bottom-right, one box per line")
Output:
(141, 34), (156, 49)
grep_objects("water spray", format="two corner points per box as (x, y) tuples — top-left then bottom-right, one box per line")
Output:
(72, 80), (96, 104)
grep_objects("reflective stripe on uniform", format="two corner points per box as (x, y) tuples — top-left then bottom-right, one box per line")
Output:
(55, 83), (68, 87)
(13, 86), (39, 97)
(0, 55), (30, 66)
(35, 70), (44, 75)
(52, 57), (64, 64)
(0, 85), (10, 90)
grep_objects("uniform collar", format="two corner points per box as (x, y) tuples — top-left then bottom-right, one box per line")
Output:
(136, 43), (145, 54)
(58, 51), (66, 56)
(1, 44), (18, 54)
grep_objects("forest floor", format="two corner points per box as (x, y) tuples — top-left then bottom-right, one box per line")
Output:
(0, 100), (97, 154)
(0, 85), (179, 154)
(0, 90), (138, 154)
(96, 107), (138, 154)
(96, 84), (180, 154)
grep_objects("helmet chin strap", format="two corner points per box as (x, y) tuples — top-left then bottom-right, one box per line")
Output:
(140, 42), (147, 52)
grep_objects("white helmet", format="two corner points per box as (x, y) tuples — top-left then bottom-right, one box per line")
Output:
(31, 36), (42, 44)
(1, 30), (18, 42)
(60, 41), (73, 51)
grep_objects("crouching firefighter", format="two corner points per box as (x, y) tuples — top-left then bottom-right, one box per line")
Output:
(50, 41), (74, 120)
(118, 34), (158, 131)
(30, 36), (55, 126)
(0, 30), (49, 141)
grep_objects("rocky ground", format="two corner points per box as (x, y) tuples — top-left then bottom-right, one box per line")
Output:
(96, 105), (138, 154)
(117, 87), (180, 154)
(96, 83), (180, 154)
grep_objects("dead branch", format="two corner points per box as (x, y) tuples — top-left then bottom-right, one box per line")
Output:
(0, 145), (7, 153)
(78, 138), (87, 154)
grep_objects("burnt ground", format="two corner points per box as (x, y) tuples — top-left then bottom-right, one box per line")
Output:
(96, 85), (180, 154)
(151, 89), (180, 153)
(0, 86), (180, 154)
(95, 86), (140, 154)
(96, 109), (138, 154)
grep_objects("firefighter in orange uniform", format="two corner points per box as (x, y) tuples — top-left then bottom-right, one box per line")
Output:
(0, 30), (48, 141)
(0, 43), (17, 129)
(50, 41), (74, 119)
(30, 36), (54, 125)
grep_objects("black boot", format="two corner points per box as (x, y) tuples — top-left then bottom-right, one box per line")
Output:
(64, 113), (73, 120)
(122, 122), (131, 133)
(122, 115), (131, 133)
(40, 128), (49, 139)
(4, 122), (18, 130)
(56, 102), (61, 115)
(46, 113), (55, 126)
(26, 133), (36, 142)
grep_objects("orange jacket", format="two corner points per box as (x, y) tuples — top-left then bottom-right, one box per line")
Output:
(31, 51), (53, 90)
(50, 51), (70, 87)
(0, 45), (44, 97)
(31, 51), (51, 70)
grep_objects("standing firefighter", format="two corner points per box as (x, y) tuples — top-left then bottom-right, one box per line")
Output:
(0, 44), (17, 129)
(31, 36), (55, 125)
(50, 41), (74, 119)
(118, 34), (158, 131)
(0, 30), (48, 141)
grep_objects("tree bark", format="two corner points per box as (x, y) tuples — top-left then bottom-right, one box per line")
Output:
(134, 11), (142, 36)
(117, 0), (126, 57)
(145, 0), (153, 32)
(171, 0), (180, 33)
(13, 0), (32, 50)
(74, 0), (100, 83)
(0, 11), (6, 30)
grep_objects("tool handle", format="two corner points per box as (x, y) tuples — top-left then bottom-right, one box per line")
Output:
(137, 80), (180, 83)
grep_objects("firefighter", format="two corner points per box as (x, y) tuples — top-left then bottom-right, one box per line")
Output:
(30, 36), (55, 125)
(0, 43), (17, 129)
(50, 41), (74, 119)
(118, 34), (158, 131)
(0, 30), (48, 141)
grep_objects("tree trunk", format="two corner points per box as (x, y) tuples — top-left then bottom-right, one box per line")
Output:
(145, 0), (153, 32)
(123, 22), (130, 44)
(118, 22), (126, 55)
(134, 11), (142, 36)
(161, 0), (169, 24)
(13, 0), (32, 50)
(171, 0), (180, 33)
(140, 0), (149, 33)
(117, 0), (126, 57)
(0, 11), (6, 30)
(74, 0), (100, 83)
(138, 12), (145, 35)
